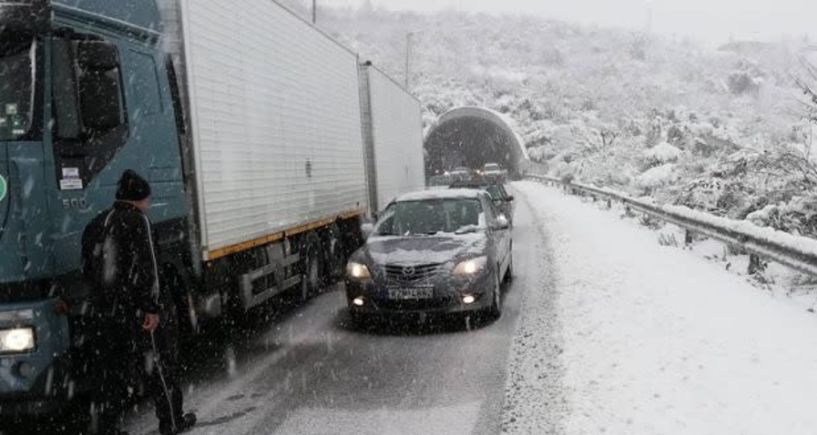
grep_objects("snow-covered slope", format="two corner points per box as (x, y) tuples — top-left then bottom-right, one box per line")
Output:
(504, 181), (817, 434)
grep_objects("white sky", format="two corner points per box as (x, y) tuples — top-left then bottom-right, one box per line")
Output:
(320, 0), (817, 44)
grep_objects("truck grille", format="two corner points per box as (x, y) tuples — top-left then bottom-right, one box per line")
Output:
(384, 263), (444, 283)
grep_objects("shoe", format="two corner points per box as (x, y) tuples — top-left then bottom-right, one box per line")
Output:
(178, 413), (197, 432)
(160, 413), (197, 435)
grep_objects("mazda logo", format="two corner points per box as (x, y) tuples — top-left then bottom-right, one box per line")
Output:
(402, 266), (415, 277)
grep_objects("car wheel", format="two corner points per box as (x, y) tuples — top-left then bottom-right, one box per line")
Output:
(349, 310), (364, 328)
(488, 269), (502, 320)
(504, 251), (514, 283)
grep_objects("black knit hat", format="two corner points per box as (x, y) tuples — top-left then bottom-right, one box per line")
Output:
(116, 170), (151, 201)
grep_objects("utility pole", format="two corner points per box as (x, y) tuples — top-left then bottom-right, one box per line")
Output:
(312, 0), (317, 24)
(405, 32), (413, 89)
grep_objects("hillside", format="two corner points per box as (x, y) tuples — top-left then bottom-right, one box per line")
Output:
(313, 5), (817, 238)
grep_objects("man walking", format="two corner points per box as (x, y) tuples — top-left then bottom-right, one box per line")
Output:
(82, 170), (196, 435)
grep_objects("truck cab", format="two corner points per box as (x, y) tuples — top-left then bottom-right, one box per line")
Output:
(0, 0), (187, 418)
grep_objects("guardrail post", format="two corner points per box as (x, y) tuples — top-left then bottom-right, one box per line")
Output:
(748, 254), (763, 275)
(684, 229), (693, 246)
(606, 198), (612, 209)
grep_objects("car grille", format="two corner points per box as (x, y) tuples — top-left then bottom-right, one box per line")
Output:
(383, 263), (445, 283)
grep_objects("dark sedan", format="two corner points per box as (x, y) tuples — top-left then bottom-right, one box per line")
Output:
(345, 189), (513, 323)
(450, 178), (515, 225)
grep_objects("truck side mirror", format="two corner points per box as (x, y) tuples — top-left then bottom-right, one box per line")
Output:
(75, 41), (125, 133)
(361, 222), (374, 240)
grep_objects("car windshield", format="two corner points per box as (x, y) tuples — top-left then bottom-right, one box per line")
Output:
(0, 38), (37, 141)
(374, 198), (484, 236)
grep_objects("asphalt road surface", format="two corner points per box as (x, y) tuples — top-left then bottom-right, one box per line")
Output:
(124, 196), (541, 435)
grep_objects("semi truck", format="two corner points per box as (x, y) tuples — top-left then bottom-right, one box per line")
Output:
(0, 0), (425, 423)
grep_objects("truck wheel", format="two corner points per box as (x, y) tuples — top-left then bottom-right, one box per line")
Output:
(303, 237), (322, 299)
(327, 223), (346, 281)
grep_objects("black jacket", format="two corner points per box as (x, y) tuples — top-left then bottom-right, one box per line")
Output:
(82, 201), (161, 324)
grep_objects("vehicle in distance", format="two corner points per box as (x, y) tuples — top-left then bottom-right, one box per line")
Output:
(450, 178), (515, 225)
(345, 189), (513, 322)
(446, 166), (472, 182)
(479, 162), (508, 180)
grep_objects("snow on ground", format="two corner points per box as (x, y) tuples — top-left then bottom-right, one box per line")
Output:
(503, 180), (817, 435)
(645, 142), (683, 163)
(653, 223), (817, 312)
(636, 163), (677, 189)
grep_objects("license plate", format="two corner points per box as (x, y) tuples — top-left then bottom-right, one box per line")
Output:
(387, 287), (433, 300)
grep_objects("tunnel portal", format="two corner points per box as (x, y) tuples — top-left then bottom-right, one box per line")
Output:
(424, 107), (527, 178)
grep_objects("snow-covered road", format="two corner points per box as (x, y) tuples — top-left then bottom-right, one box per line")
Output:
(503, 181), (817, 435)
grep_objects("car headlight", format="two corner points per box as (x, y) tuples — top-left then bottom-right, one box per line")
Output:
(0, 327), (36, 353)
(346, 262), (372, 280)
(452, 256), (488, 276)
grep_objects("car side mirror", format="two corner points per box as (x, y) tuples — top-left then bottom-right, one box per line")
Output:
(361, 222), (374, 240)
(494, 214), (510, 230)
(507, 195), (515, 202)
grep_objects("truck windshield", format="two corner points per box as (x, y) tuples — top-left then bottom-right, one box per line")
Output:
(0, 38), (37, 141)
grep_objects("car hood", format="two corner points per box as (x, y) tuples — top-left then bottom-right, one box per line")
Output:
(364, 233), (488, 266)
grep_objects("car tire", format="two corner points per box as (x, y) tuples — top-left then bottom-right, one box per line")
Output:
(504, 251), (514, 283)
(488, 270), (502, 320)
(349, 310), (367, 329)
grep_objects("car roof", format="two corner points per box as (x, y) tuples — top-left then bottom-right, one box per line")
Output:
(394, 188), (485, 202)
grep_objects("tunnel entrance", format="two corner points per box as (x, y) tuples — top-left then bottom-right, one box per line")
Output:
(424, 107), (526, 178)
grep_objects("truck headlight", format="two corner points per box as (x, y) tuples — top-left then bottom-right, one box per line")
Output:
(0, 327), (35, 353)
(346, 262), (371, 280)
(453, 256), (487, 276)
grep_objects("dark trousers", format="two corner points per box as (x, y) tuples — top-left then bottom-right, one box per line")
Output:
(95, 318), (185, 434)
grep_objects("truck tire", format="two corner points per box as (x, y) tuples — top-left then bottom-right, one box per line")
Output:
(326, 223), (346, 281)
(303, 235), (323, 299)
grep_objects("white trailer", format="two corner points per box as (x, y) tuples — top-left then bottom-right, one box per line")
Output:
(359, 62), (426, 214)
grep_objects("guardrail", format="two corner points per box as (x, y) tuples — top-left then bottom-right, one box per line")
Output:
(526, 174), (817, 277)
